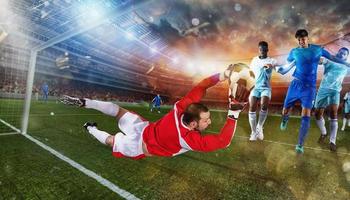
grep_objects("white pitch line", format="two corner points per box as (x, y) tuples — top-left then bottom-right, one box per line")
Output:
(0, 119), (21, 133)
(207, 131), (350, 156)
(236, 135), (350, 156)
(0, 118), (140, 200)
(0, 132), (20, 136)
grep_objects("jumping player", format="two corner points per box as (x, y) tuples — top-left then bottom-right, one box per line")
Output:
(276, 29), (350, 154)
(314, 47), (349, 151)
(248, 41), (277, 141)
(60, 68), (246, 159)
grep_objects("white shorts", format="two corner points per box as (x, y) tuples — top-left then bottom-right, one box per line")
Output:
(112, 112), (149, 159)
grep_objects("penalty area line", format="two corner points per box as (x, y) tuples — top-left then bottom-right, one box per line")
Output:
(207, 130), (350, 156)
(0, 132), (20, 136)
(236, 135), (350, 156)
(0, 118), (140, 200)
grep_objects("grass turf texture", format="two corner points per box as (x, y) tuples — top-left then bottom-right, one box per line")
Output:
(1, 99), (350, 199)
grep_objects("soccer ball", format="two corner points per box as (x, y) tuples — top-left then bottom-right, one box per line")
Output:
(227, 63), (255, 101)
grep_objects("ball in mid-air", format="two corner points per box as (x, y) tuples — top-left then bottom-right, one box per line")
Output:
(191, 18), (200, 26)
(227, 63), (255, 101)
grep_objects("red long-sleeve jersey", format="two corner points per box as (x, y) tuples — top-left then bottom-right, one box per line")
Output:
(142, 73), (237, 157)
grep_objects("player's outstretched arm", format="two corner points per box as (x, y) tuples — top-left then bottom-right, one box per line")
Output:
(322, 48), (350, 67)
(182, 99), (246, 152)
(275, 60), (296, 75)
(176, 68), (232, 111)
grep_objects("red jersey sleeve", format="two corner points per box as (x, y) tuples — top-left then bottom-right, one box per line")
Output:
(176, 73), (221, 113)
(182, 118), (237, 152)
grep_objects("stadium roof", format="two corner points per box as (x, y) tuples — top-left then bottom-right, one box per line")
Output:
(1, 0), (350, 94)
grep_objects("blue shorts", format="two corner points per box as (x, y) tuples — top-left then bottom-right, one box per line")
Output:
(283, 79), (316, 109)
(250, 88), (271, 99)
(153, 103), (161, 108)
(314, 88), (340, 109)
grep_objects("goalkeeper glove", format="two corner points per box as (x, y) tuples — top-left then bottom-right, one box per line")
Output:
(228, 96), (247, 120)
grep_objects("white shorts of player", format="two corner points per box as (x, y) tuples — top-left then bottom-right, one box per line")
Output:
(113, 112), (149, 158)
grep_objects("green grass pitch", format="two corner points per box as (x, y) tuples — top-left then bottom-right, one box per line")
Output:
(1, 99), (350, 199)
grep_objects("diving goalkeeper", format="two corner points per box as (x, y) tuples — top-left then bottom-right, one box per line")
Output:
(60, 67), (247, 159)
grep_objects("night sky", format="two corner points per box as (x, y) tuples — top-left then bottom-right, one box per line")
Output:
(137, 0), (350, 99)
(145, 0), (350, 60)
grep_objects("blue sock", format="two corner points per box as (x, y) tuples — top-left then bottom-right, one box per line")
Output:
(298, 116), (310, 146)
(282, 114), (289, 122)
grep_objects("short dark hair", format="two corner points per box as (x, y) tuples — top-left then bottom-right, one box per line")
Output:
(258, 41), (268, 48)
(339, 47), (349, 55)
(183, 103), (209, 125)
(295, 29), (308, 38)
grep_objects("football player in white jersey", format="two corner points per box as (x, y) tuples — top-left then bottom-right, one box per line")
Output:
(248, 41), (277, 141)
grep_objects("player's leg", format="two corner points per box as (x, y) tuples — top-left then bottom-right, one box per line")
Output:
(150, 103), (154, 112)
(83, 122), (113, 146)
(341, 103), (349, 131)
(341, 108), (347, 131)
(85, 99), (130, 121)
(314, 90), (328, 143)
(296, 85), (316, 154)
(341, 116), (346, 131)
(281, 82), (298, 130)
(329, 104), (338, 151)
(256, 90), (270, 140)
(295, 108), (311, 154)
(248, 90), (259, 141)
(345, 104), (350, 127)
(315, 108), (327, 143)
(60, 95), (128, 121)
(259, 96), (270, 128)
(328, 92), (340, 151)
(156, 104), (161, 113)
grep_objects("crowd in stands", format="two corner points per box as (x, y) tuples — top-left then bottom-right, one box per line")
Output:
(2, 68), (342, 116)
(0, 70), (167, 104)
(0, 74), (310, 116)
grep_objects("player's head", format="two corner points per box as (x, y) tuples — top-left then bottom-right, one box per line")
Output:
(336, 47), (349, 61)
(295, 29), (309, 48)
(258, 41), (269, 58)
(183, 103), (211, 132)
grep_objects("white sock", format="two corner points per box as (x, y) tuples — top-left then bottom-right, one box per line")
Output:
(249, 111), (257, 134)
(347, 119), (350, 127)
(342, 118), (347, 130)
(329, 119), (338, 144)
(85, 99), (119, 117)
(87, 126), (110, 144)
(258, 110), (268, 128)
(316, 117), (327, 135)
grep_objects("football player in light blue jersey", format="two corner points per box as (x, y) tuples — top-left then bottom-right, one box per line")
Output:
(314, 47), (349, 152)
(248, 41), (277, 141)
(341, 91), (350, 131)
(276, 29), (350, 154)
